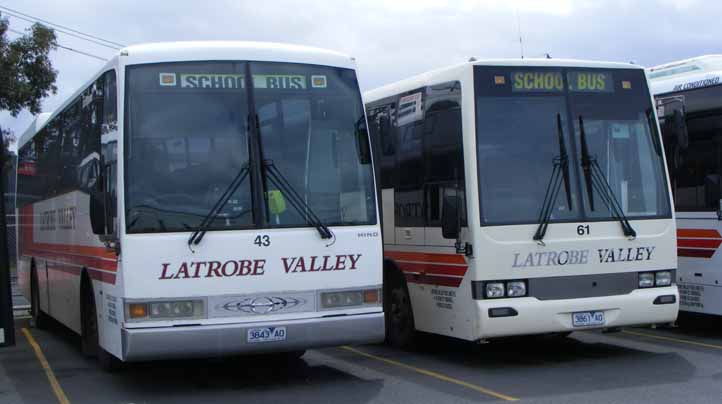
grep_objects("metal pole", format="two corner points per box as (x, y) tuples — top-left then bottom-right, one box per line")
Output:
(0, 128), (16, 347)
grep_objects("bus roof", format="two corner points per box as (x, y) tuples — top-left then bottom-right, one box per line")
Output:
(18, 41), (356, 149)
(121, 41), (356, 69)
(364, 58), (642, 104)
(648, 55), (722, 95)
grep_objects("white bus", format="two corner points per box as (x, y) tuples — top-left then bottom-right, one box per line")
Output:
(16, 41), (383, 368)
(649, 55), (722, 317)
(365, 59), (678, 347)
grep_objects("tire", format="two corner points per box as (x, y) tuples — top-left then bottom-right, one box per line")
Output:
(385, 274), (416, 349)
(81, 276), (120, 372)
(271, 350), (306, 363)
(283, 350), (306, 360)
(30, 266), (49, 329)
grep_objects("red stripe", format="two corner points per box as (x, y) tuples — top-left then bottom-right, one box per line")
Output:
(19, 205), (118, 284)
(31, 242), (117, 260)
(397, 261), (467, 277)
(46, 258), (116, 284)
(385, 251), (466, 265)
(678, 248), (716, 258)
(678, 238), (722, 249)
(678, 229), (722, 239)
(25, 248), (117, 272)
(404, 273), (462, 287)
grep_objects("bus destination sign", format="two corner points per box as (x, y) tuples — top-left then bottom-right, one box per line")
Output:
(509, 71), (615, 93)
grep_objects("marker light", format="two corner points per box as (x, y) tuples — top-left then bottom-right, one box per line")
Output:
(128, 303), (148, 319)
(485, 282), (505, 298)
(364, 289), (380, 304)
(639, 272), (655, 288)
(655, 271), (672, 287)
(506, 281), (527, 297)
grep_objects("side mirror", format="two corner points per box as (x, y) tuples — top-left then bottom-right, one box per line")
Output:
(672, 110), (689, 150)
(89, 189), (106, 235)
(355, 117), (371, 164)
(441, 194), (460, 240)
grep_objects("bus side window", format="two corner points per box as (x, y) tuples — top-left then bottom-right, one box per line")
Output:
(422, 82), (465, 227)
(395, 91), (425, 228)
(101, 70), (118, 236)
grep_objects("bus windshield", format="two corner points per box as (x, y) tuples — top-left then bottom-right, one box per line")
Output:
(125, 61), (375, 234)
(474, 66), (671, 226)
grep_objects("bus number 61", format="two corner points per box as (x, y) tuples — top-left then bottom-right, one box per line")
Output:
(576, 225), (590, 236)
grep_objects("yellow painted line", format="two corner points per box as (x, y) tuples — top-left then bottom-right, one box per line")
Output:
(622, 330), (722, 351)
(21, 328), (71, 404)
(340, 346), (518, 401)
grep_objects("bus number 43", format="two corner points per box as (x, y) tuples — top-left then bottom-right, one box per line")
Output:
(254, 235), (271, 247)
(577, 225), (590, 236)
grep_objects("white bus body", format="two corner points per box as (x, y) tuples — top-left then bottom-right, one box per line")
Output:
(16, 41), (383, 364)
(649, 55), (722, 316)
(365, 59), (678, 345)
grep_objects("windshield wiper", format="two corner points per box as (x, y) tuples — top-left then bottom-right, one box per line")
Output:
(578, 116), (636, 239)
(534, 113), (572, 244)
(263, 160), (333, 240)
(187, 163), (250, 247)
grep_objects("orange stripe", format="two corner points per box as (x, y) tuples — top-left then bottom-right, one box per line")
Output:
(25, 248), (117, 272)
(32, 242), (117, 260)
(385, 251), (466, 265)
(677, 229), (722, 239)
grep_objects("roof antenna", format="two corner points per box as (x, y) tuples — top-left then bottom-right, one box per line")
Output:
(516, 8), (524, 59)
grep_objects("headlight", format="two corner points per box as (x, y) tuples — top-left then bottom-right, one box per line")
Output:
(639, 272), (655, 288)
(655, 271), (672, 287)
(125, 299), (204, 322)
(506, 281), (527, 297)
(485, 282), (505, 298)
(320, 288), (381, 309)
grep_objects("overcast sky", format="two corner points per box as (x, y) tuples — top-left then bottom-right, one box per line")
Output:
(2, 0), (720, 149)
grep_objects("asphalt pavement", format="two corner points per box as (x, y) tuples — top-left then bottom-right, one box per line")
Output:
(1, 316), (722, 403)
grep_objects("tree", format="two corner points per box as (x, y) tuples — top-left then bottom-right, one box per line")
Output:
(0, 13), (58, 152)
(0, 14), (57, 347)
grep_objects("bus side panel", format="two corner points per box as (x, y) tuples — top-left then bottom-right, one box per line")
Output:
(676, 215), (722, 315)
(47, 261), (81, 333)
(98, 272), (125, 360)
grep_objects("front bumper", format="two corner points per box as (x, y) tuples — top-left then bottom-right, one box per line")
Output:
(121, 312), (384, 361)
(477, 286), (678, 339)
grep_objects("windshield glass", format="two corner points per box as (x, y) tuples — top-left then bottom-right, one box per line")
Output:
(125, 61), (375, 234)
(474, 66), (671, 226)
(125, 62), (252, 233)
(253, 62), (376, 227)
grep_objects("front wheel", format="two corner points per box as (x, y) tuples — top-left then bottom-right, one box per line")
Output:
(81, 279), (120, 372)
(385, 276), (416, 349)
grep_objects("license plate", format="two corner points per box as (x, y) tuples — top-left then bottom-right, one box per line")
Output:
(572, 311), (605, 327)
(247, 326), (287, 343)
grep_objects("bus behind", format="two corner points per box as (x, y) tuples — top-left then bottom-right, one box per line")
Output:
(366, 59), (678, 346)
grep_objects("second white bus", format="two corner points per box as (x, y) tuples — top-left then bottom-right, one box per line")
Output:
(365, 59), (678, 347)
